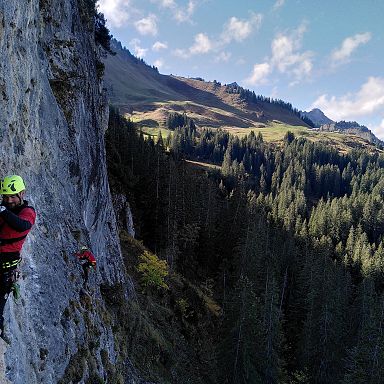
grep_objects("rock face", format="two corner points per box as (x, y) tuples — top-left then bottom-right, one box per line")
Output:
(0, 1), (137, 382)
(319, 122), (382, 145)
(301, 108), (334, 127)
(112, 194), (135, 238)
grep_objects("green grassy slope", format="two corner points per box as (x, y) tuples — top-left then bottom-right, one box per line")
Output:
(103, 41), (381, 153)
(103, 46), (184, 108)
(141, 123), (380, 155)
(103, 42), (310, 128)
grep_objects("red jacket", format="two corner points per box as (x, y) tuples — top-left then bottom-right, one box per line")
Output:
(0, 202), (36, 255)
(76, 250), (96, 265)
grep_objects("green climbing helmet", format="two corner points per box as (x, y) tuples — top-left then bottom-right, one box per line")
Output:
(1, 175), (26, 195)
(80, 245), (89, 251)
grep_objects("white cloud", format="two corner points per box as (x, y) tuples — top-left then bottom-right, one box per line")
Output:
(153, 41), (168, 51)
(214, 51), (232, 63)
(221, 13), (263, 44)
(331, 32), (371, 64)
(174, 0), (196, 22)
(190, 33), (212, 54)
(153, 0), (197, 23)
(174, 12), (263, 59)
(174, 33), (212, 58)
(310, 77), (384, 121)
(246, 24), (313, 86)
(158, 0), (175, 6)
(130, 38), (148, 58)
(273, 0), (285, 10)
(236, 58), (247, 65)
(271, 25), (313, 78)
(245, 63), (271, 85)
(134, 14), (158, 36)
(173, 48), (188, 59)
(153, 59), (164, 69)
(98, 0), (131, 28)
(371, 119), (384, 139)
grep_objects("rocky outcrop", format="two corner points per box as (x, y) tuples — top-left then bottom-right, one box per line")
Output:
(319, 122), (381, 145)
(301, 108), (334, 127)
(0, 1), (138, 382)
(112, 194), (135, 238)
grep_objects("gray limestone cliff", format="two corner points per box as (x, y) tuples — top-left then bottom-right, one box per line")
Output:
(0, 1), (141, 383)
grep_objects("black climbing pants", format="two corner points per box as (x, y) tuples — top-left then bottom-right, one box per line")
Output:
(81, 261), (93, 286)
(0, 268), (19, 335)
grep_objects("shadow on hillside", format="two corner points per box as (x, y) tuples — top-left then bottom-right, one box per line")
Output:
(163, 76), (263, 125)
(105, 43), (306, 128)
(161, 76), (308, 127)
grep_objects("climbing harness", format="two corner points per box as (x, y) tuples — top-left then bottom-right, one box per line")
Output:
(0, 268), (20, 288)
(0, 258), (21, 271)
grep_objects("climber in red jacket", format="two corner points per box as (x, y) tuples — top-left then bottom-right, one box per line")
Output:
(75, 245), (96, 288)
(0, 175), (36, 337)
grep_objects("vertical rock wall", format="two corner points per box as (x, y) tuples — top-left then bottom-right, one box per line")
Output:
(0, 1), (133, 382)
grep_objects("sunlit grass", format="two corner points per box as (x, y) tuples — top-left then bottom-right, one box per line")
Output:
(218, 123), (378, 153)
(135, 120), (379, 155)
(140, 127), (172, 139)
(213, 123), (310, 142)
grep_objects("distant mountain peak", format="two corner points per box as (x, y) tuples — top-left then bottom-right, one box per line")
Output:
(301, 108), (334, 127)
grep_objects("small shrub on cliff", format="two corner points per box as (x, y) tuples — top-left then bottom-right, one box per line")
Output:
(95, 12), (114, 54)
(176, 298), (194, 319)
(96, 59), (105, 79)
(78, 0), (96, 26)
(137, 251), (169, 291)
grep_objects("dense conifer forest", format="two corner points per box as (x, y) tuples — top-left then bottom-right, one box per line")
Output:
(106, 108), (384, 384)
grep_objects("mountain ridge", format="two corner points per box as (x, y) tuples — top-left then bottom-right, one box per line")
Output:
(104, 39), (382, 150)
(302, 108), (381, 144)
(103, 40), (311, 129)
(301, 108), (334, 126)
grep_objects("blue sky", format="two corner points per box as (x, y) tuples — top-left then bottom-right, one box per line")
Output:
(98, 0), (384, 138)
